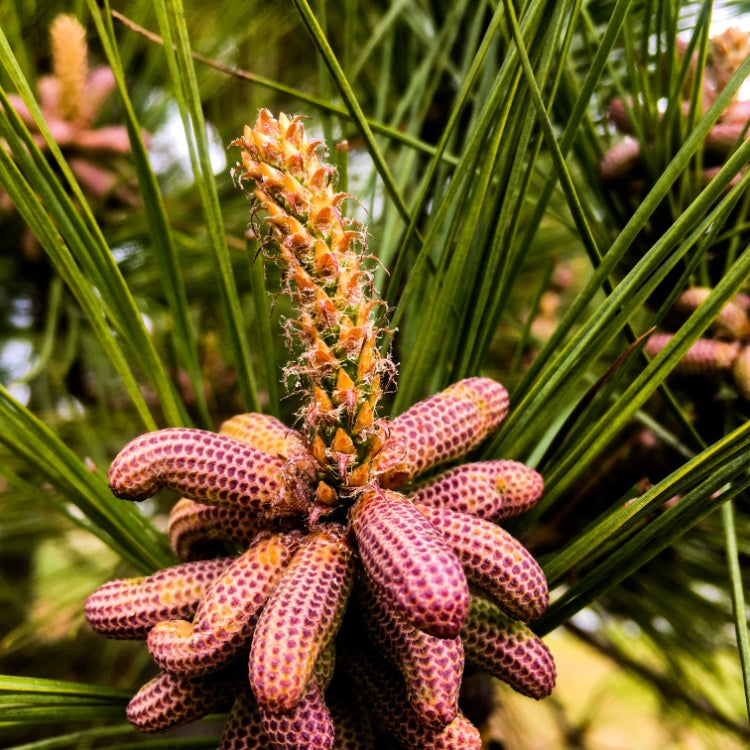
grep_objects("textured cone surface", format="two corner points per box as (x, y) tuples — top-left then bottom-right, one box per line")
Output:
(85, 557), (233, 639)
(409, 460), (543, 521)
(375, 378), (509, 487)
(220, 412), (312, 461)
(675, 287), (750, 339)
(108, 428), (306, 517)
(259, 677), (335, 750)
(416, 504), (548, 622)
(147, 531), (301, 675)
(351, 488), (469, 638)
(357, 573), (463, 727)
(461, 596), (556, 699)
(343, 648), (482, 750)
(645, 333), (740, 374)
(250, 526), (354, 712)
(126, 668), (237, 732)
(218, 691), (270, 750)
(168, 497), (263, 561)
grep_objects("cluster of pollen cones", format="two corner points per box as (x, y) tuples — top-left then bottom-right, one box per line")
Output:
(3, 15), (137, 217)
(599, 28), (750, 192)
(85, 110), (555, 749)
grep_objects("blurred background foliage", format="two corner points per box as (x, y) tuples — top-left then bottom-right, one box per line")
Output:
(0, 0), (749, 747)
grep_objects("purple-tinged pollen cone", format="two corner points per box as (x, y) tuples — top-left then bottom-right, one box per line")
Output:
(85, 557), (233, 639)
(462, 596), (556, 699)
(416, 504), (549, 622)
(108, 428), (311, 518)
(249, 526), (354, 713)
(408, 459), (544, 521)
(147, 531), (302, 675)
(351, 488), (470, 639)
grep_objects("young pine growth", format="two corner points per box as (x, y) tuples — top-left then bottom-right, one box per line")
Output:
(87, 110), (556, 750)
(2, 14), (141, 260)
(232, 110), (394, 497)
